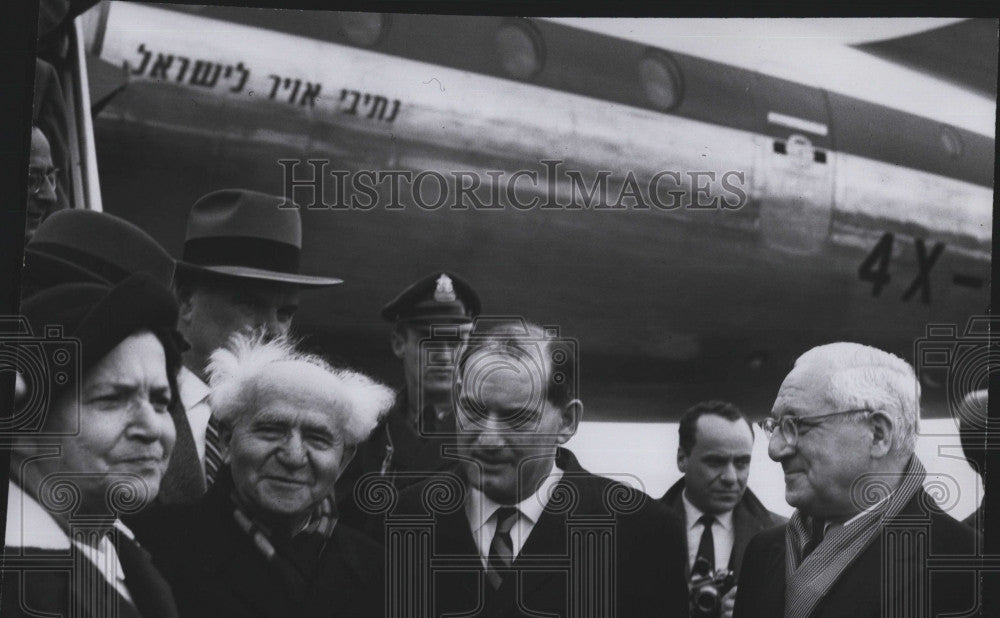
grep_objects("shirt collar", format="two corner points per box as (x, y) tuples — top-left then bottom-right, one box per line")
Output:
(4, 480), (70, 549)
(681, 487), (734, 532)
(179, 365), (210, 410)
(466, 462), (565, 532)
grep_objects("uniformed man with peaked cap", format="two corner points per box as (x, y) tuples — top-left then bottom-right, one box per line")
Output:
(335, 271), (481, 531)
(381, 271), (481, 431)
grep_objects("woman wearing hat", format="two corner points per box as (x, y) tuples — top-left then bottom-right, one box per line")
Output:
(3, 274), (182, 618)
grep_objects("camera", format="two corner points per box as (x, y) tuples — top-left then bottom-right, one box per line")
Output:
(0, 317), (81, 436)
(689, 557), (735, 618)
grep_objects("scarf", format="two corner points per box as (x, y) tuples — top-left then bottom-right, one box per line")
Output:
(784, 455), (927, 618)
(231, 489), (337, 603)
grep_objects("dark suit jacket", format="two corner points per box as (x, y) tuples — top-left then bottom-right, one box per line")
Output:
(154, 394), (208, 505)
(130, 475), (385, 618)
(385, 448), (689, 617)
(733, 490), (981, 618)
(1, 532), (179, 618)
(335, 393), (456, 532)
(659, 478), (787, 579)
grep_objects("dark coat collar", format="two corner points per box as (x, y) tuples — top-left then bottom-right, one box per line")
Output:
(429, 447), (597, 600)
(195, 469), (373, 607)
(661, 477), (777, 523)
(660, 477), (785, 577)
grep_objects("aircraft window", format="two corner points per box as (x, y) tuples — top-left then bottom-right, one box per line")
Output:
(638, 50), (683, 111)
(813, 150), (827, 164)
(337, 12), (389, 47)
(495, 19), (545, 80)
(773, 141), (787, 155)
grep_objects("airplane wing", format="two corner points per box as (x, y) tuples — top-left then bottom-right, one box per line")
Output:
(853, 18), (999, 98)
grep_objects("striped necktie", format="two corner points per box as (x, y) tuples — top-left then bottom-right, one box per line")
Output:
(204, 414), (225, 486)
(486, 506), (520, 590)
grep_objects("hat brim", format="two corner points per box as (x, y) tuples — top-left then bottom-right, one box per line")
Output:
(24, 248), (114, 285)
(398, 315), (474, 325)
(177, 262), (343, 288)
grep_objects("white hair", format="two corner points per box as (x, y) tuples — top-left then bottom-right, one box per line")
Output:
(795, 342), (920, 455)
(206, 332), (394, 445)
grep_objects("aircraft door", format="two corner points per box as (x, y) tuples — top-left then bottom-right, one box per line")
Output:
(752, 75), (834, 255)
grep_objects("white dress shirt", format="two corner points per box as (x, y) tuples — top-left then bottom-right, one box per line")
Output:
(178, 365), (212, 470)
(466, 464), (565, 568)
(4, 480), (135, 603)
(682, 490), (735, 573)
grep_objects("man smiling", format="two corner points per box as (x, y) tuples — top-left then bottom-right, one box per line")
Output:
(388, 320), (689, 617)
(131, 334), (394, 618)
(161, 188), (342, 504)
(733, 342), (980, 618)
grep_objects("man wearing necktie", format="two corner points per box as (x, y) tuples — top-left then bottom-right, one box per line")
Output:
(659, 401), (786, 617)
(733, 343), (981, 618)
(163, 189), (342, 502)
(385, 319), (689, 617)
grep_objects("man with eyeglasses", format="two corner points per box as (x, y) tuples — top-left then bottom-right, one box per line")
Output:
(733, 342), (980, 618)
(24, 125), (60, 243)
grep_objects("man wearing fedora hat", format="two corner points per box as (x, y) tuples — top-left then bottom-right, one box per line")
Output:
(164, 189), (341, 502)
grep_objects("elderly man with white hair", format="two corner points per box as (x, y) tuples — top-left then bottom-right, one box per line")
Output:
(131, 333), (394, 618)
(733, 342), (980, 618)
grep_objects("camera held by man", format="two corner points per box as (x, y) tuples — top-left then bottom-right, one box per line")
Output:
(689, 557), (736, 618)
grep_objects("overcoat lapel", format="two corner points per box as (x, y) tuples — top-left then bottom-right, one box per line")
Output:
(760, 531), (787, 615)
(65, 546), (144, 618)
(434, 507), (488, 607)
(115, 535), (180, 618)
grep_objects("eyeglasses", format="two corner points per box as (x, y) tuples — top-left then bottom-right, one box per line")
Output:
(27, 167), (59, 195)
(758, 408), (871, 447)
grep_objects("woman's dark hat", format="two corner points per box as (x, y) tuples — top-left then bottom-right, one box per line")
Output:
(24, 209), (175, 293)
(177, 189), (342, 288)
(21, 273), (182, 379)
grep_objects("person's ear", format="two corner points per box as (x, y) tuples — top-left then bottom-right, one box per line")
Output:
(869, 411), (894, 458)
(218, 421), (234, 449)
(677, 447), (689, 473)
(176, 286), (195, 330)
(390, 325), (408, 360)
(338, 443), (358, 473)
(554, 399), (582, 444)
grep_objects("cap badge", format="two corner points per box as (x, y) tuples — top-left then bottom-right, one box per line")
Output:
(434, 274), (456, 302)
